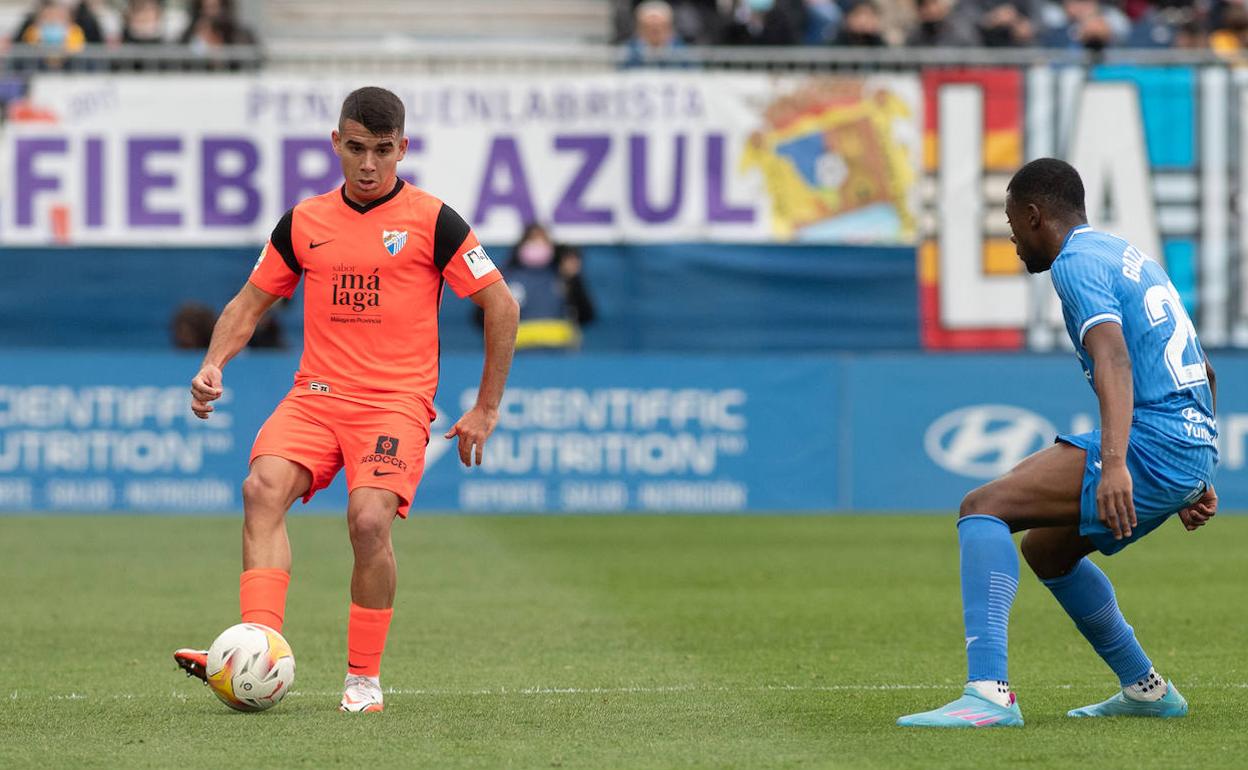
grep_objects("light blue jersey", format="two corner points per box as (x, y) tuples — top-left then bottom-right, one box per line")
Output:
(1051, 225), (1217, 469)
(1050, 225), (1216, 554)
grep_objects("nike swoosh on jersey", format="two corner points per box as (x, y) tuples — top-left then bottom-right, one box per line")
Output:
(309, 239), (334, 249)
(372, 469), (398, 477)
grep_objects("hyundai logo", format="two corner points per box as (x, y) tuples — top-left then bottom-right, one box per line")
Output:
(924, 405), (1058, 479)
(1181, 407), (1205, 424)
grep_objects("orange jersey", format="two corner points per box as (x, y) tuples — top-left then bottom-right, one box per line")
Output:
(249, 180), (501, 419)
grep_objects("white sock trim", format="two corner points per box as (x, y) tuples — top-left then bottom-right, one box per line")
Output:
(968, 679), (1013, 708)
(1123, 668), (1167, 702)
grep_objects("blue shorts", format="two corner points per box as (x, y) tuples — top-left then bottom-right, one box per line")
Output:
(1055, 429), (1212, 556)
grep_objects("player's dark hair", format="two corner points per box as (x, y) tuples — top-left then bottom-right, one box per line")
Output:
(339, 87), (405, 137)
(1007, 157), (1085, 217)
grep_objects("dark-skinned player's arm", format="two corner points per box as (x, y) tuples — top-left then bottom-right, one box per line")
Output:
(1084, 321), (1136, 541)
(190, 282), (283, 420)
(444, 280), (520, 467)
(1177, 354), (1219, 531)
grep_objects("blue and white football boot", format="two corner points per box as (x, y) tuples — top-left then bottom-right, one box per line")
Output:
(1068, 682), (1188, 718)
(897, 685), (1024, 728)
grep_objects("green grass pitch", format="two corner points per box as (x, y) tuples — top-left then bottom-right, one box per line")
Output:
(2, 514), (1246, 769)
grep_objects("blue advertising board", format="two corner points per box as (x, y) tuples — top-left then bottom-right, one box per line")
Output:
(1, 351), (1244, 514)
(0, 351), (840, 513)
(843, 353), (1248, 511)
(844, 354), (1100, 509)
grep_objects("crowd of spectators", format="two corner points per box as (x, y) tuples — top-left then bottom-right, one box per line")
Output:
(1, 0), (257, 70)
(619, 0), (1248, 57)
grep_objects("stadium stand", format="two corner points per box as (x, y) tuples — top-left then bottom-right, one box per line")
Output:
(262, 0), (612, 42)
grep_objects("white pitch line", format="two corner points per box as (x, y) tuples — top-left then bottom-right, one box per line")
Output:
(10, 682), (1248, 702)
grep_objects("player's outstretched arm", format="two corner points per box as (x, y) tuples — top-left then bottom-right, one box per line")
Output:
(445, 280), (520, 466)
(190, 282), (282, 420)
(1085, 322), (1136, 541)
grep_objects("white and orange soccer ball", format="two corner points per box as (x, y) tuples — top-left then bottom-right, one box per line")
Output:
(205, 623), (295, 712)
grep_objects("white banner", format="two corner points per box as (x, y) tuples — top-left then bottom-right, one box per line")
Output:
(0, 73), (921, 246)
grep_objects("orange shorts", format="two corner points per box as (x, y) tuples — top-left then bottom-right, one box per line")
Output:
(249, 390), (430, 517)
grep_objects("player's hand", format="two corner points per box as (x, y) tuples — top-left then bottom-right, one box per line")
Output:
(1096, 463), (1135, 541)
(1177, 485), (1217, 532)
(190, 364), (224, 420)
(444, 405), (499, 467)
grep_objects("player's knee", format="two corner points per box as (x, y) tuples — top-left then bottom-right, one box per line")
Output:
(1020, 531), (1078, 580)
(1021, 539), (1065, 579)
(959, 486), (997, 519)
(242, 471), (289, 513)
(1019, 530), (1044, 567)
(346, 506), (392, 551)
(1020, 532), (1070, 579)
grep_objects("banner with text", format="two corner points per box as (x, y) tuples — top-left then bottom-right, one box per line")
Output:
(8, 66), (1248, 350)
(5, 351), (1248, 515)
(0, 352), (839, 513)
(919, 65), (1248, 350)
(0, 73), (920, 246)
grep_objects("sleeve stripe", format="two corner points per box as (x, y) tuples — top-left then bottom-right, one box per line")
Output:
(269, 208), (301, 277)
(1079, 312), (1122, 341)
(432, 203), (471, 273)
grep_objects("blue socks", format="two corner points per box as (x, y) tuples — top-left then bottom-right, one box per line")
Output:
(958, 517), (1153, 689)
(1041, 557), (1152, 686)
(958, 515), (1019, 683)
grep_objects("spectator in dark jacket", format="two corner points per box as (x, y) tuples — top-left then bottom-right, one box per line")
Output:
(909, 0), (980, 45)
(977, 0), (1036, 45)
(122, 0), (167, 43)
(835, 0), (887, 45)
(624, 0), (691, 67)
(1041, 0), (1129, 50)
(720, 0), (806, 46)
(477, 224), (596, 352)
(180, 0), (255, 45)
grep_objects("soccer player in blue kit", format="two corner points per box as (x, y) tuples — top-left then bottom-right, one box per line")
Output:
(898, 158), (1219, 728)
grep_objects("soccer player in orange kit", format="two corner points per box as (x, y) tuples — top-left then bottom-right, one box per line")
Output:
(173, 86), (520, 713)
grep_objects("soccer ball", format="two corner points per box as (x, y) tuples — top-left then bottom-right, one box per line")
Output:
(205, 623), (295, 712)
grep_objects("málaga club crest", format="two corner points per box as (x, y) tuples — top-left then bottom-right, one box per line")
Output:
(382, 230), (408, 256)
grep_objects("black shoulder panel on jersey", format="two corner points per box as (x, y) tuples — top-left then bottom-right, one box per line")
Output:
(432, 203), (471, 273)
(269, 207), (301, 276)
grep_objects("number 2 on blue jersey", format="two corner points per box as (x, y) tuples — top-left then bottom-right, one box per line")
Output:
(1141, 278), (1206, 389)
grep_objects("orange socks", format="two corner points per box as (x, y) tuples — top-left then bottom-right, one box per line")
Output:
(240, 572), (392, 677)
(347, 603), (394, 677)
(239, 568), (290, 632)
